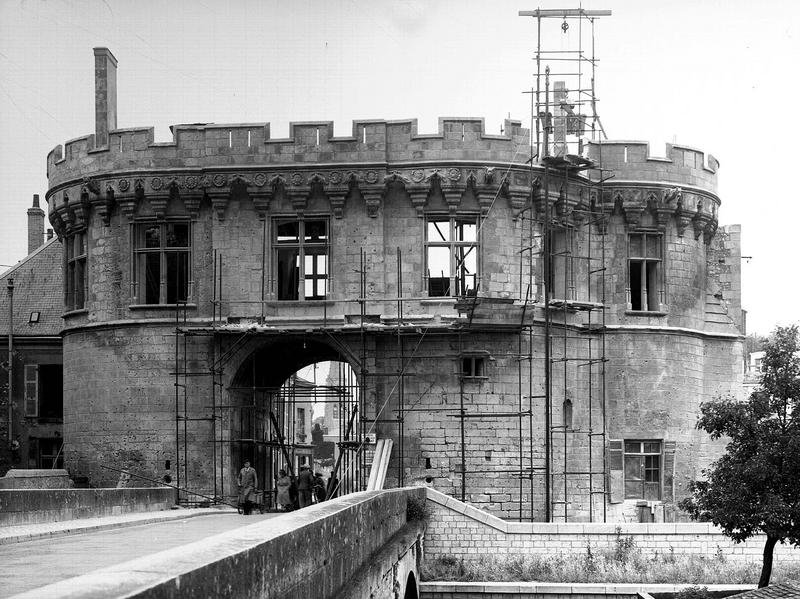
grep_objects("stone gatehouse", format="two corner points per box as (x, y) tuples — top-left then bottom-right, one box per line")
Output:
(44, 48), (743, 521)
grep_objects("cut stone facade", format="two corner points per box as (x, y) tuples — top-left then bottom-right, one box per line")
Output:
(44, 50), (743, 521)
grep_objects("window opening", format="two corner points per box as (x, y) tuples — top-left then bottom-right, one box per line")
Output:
(628, 232), (662, 311)
(624, 440), (661, 500)
(23, 364), (38, 417)
(461, 355), (485, 378)
(426, 216), (478, 297)
(134, 222), (190, 304)
(275, 218), (329, 301)
(66, 231), (87, 310)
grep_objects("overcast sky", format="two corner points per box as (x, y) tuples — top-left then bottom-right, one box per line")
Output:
(1, 0), (797, 336)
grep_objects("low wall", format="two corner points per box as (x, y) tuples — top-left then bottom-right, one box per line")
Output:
(425, 488), (800, 564)
(0, 469), (73, 489)
(420, 582), (753, 599)
(14, 488), (426, 599)
(0, 487), (175, 526)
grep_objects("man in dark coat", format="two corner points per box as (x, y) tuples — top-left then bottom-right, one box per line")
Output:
(237, 460), (258, 515)
(297, 465), (314, 508)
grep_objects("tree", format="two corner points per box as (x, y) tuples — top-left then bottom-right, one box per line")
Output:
(679, 325), (800, 588)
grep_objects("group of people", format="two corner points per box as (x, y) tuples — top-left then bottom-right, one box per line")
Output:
(237, 460), (336, 515)
(275, 465), (330, 511)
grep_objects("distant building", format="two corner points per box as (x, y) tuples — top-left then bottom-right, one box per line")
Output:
(0, 196), (63, 473)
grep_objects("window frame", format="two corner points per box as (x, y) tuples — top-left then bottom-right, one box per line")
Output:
(23, 364), (38, 417)
(627, 231), (663, 312)
(425, 214), (480, 298)
(623, 439), (662, 500)
(273, 217), (330, 301)
(132, 220), (192, 305)
(65, 230), (88, 311)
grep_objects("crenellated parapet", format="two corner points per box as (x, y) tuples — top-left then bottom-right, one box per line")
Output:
(587, 141), (719, 193)
(46, 118), (528, 188)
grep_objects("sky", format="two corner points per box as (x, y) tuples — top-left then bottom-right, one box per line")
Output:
(0, 0), (797, 336)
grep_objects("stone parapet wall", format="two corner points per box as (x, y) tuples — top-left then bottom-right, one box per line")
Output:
(13, 488), (424, 599)
(0, 487), (174, 526)
(424, 489), (800, 564)
(588, 141), (718, 193)
(46, 118), (528, 187)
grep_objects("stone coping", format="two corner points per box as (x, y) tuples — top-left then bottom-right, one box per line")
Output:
(0, 507), (230, 545)
(420, 582), (755, 594)
(425, 488), (728, 535)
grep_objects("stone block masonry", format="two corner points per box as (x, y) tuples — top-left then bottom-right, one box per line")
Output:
(424, 488), (800, 564)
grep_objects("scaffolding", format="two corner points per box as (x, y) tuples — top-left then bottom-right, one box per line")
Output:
(170, 6), (611, 522)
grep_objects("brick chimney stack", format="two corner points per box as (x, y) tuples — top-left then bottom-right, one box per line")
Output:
(27, 194), (45, 255)
(93, 47), (118, 148)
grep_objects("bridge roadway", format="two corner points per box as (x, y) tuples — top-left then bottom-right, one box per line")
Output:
(1, 509), (282, 598)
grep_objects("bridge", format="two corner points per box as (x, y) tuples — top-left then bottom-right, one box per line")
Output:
(3, 488), (424, 599)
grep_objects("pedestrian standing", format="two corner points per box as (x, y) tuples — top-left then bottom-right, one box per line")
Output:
(313, 472), (326, 504)
(237, 460), (258, 515)
(275, 469), (292, 511)
(297, 465), (314, 508)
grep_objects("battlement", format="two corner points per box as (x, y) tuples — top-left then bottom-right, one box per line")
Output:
(588, 141), (719, 193)
(47, 118), (529, 187)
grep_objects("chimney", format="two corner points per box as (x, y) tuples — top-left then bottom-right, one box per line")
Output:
(27, 194), (45, 254)
(93, 47), (118, 148)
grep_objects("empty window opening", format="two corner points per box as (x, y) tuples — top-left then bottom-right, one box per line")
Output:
(484, 450), (492, 461)
(119, 136), (123, 152)
(624, 440), (662, 500)
(425, 457), (431, 469)
(275, 219), (329, 301)
(461, 123), (465, 141)
(316, 127), (320, 146)
(562, 398), (573, 429)
(426, 216), (479, 297)
(628, 232), (662, 311)
(362, 126), (366, 144)
(623, 145), (628, 163)
(247, 130), (251, 147)
(228, 130), (233, 148)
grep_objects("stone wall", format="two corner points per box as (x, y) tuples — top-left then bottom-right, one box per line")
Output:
(424, 488), (800, 564)
(13, 488), (424, 599)
(0, 487), (174, 526)
(420, 582), (752, 599)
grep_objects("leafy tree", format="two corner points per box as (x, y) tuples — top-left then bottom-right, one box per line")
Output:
(680, 325), (800, 588)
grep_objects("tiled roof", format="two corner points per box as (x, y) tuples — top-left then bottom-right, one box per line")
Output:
(735, 582), (800, 599)
(0, 238), (63, 337)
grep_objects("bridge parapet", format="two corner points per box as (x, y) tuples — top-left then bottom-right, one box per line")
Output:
(14, 488), (426, 599)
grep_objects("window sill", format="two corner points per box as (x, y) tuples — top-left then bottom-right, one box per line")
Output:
(129, 303), (197, 310)
(62, 308), (88, 318)
(625, 310), (667, 317)
(421, 297), (457, 304)
(263, 300), (335, 306)
(461, 376), (489, 382)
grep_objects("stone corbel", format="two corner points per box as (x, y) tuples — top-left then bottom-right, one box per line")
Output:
(362, 189), (381, 218)
(148, 193), (170, 220)
(181, 190), (203, 220)
(49, 209), (65, 239)
(328, 192), (346, 219)
(655, 209), (672, 232)
(692, 213), (709, 240)
(116, 193), (137, 221)
(506, 187), (529, 221)
(207, 189), (230, 221)
(407, 186), (428, 217)
(251, 191), (271, 221)
(92, 185), (115, 226)
(622, 205), (644, 229)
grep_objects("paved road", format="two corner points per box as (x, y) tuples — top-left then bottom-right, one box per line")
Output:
(1, 512), (281, 598)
